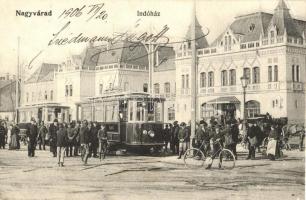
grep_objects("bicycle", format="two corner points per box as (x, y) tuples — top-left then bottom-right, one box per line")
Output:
(183, 139), (236, 170)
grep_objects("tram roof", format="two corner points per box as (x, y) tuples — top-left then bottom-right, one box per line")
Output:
(86, 92), (165, 102)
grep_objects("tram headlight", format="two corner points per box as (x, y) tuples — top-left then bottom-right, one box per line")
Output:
(143, 130), (148, 135)
(148, 130), (155, 138)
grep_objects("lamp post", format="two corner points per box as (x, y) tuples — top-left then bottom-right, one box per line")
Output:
(240, 75), (249, 135)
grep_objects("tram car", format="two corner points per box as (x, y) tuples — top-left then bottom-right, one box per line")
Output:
(81, 92), (165, 153)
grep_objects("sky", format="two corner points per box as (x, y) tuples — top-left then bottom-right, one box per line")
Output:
(0, 0), (305, 78)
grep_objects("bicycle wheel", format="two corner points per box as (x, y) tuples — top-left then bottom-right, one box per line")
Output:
(183, 148), (205, 168)
(218, 149), (235, 170)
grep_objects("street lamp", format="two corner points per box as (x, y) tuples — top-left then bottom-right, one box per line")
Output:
(240, 75), (249, 135)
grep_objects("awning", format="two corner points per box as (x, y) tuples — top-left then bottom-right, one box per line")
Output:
(206, 96), (240, 104)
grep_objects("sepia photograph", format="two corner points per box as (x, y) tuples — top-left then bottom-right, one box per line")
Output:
(0, 0), (305, 199)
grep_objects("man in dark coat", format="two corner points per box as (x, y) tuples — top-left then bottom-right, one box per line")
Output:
(246, 123), (257, 160)
(27, 118), (38, 157)
(57, 123), (67, 167)
(163, 124), (171, 152)
(79, 120), (90, 165)
(230, 119), (239, 159)
(38, 121), (48, 150)
(73, 121), (81, 156)
(177, 122), (188, 159)
(49, 119), (59, 157)
(171, 121), (180, 155)
(195, 120), (209, 155)
(0, 121), (7, 149)
(89, 122), (99, 158)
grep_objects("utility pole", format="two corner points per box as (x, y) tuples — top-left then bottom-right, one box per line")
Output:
(15, 37), (20, 123)
(190, 0), (197, 147)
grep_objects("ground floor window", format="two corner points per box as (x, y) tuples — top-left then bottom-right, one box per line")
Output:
(168, 107), (175, 121)
(246, 100), (260, 118)
(201, 103), (215, 119)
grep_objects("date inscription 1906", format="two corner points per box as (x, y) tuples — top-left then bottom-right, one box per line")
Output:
(58, 3), (108, 22)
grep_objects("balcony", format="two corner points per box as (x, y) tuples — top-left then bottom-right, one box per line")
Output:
(292, 82), (303, 91)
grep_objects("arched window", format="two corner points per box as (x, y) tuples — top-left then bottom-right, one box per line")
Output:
(268, 66), (272, 82)
(246, 100), (260, 118)
(44, 91), (48, 100)
(200, 72), (206, 88)
(221, 70), (228, 86)
(229, 69), (236, 85)
(208, 71), (214, 87)
(154, 83), (160, 94)
(252, 67), (260, 84)
(143, 83), (148, 92)
(243, 68), (251, 84)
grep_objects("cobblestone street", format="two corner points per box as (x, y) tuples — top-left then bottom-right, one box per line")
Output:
(0, 145), (304, 200)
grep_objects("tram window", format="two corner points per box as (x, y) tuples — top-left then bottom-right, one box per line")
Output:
(129, 102), (134, 121)
(136, 102), (145, 121)
(147, 102), (155, 121)
(119, 100), (128, 121)
(105, 104), (118, 122)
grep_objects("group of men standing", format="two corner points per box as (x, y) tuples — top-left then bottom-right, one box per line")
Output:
(162, 116), (239, 160)
(25, 118), (108, 166)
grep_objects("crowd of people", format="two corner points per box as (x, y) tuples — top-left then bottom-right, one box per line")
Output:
(161, 115), (239, 161)
(0, 118), (109, 167)
(161, 113), (305, 161)
(0, 112), (305, 167)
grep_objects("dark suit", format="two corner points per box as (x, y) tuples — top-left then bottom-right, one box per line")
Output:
(49, 124), (59, 157)
(27, 124), (38, 157)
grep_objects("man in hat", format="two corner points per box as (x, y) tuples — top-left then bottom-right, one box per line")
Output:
(177, 122), (188, 159)
(80, 120), (90, 165)
(49, 119), (59, 157)
(195, 120), (209, 155)
(27, 118), (38, 157)
(37, 121), (48, 150)
(171, 121), (180, 155)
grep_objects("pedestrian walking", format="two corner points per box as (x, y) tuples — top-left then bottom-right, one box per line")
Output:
(27, 118), (38, 157)
(57, 123), (67, 167)
(38, 121), (48, 150)
(79, 120), (90, 165)
(49, 119), (59, 157)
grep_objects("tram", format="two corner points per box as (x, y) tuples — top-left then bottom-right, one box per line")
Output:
(81, 92), (165, 152)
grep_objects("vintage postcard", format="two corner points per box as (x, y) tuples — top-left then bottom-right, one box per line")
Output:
(0, 0), (305, 199)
